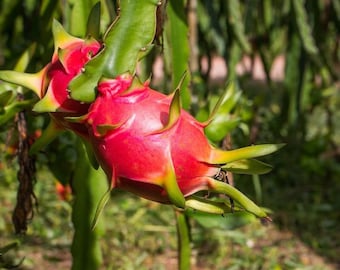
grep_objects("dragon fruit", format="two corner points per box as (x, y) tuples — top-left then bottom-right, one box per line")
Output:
(74, 74), (281, 218)
(0, 18), (281, 219)
(0, 20), (101, 138)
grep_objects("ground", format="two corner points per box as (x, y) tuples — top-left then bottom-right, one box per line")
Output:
(1, 192), (338, 270)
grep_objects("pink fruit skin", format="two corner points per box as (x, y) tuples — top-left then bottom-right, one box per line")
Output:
(42, 40), (101, 135)
(86, 75), (219, 203)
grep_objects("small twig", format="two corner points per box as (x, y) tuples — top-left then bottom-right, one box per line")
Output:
(12, 94), (37, 234)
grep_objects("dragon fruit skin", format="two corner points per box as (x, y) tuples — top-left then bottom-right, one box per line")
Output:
(40, 40), (101, 113)
(83, 74), (282, 218)
(0, 20), (101, 137)
(47, 41), (101, 136)
(84, 75), (234, 207)
(35, 32), (101, 136)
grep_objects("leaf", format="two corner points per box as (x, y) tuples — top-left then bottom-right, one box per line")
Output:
(284, 21), (303, 127)
(227, 0), (251, 54)
(0, 43), (47, 97)
(292, 0), (318, 55)
(66, 0), (100, 37)
(14, 43), (36, 72)
(162, 161), (185, 208)
(0, 90), (13, 107)
(185, 195), (241, 215)
(204, 82), (242, 142)
(69, 0), (159, 102)
(205, 117), (240, 142)
(0, 241), (24, 269)
(187, 210), (256, 230)
(164, 0), (191, 109)
(201, 81), (241, 124)
(0, 241), (19, 254)
(86, 2), (101, 39)
(333, 0), (340, 22)
(0, 99), (36, 126)
(0, 69), (46, 97)
(210, 144), (285, 164)
(208, 178), (268, 218)
(262, 0), (273, 30)
(222, 159), (273, 175)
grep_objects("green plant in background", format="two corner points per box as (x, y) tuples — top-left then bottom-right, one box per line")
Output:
(1, 0), (339, 269)
(194, 0), (339, 264)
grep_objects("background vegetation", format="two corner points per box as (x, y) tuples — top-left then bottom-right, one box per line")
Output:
(1, 0), (339, 269)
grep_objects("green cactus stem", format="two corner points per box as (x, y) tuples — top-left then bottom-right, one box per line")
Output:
(69, 0), (159, 103)
(71, 141), (108, 270)
(175, 210), (191, 270)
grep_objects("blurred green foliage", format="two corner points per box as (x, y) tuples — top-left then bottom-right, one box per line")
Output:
(0, 0), (339, 269)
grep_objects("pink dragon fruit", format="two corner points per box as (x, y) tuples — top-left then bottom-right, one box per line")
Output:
(36, 21), (101, 136)
(78, 74), (281, 218)
(0, 20), (101, 138)
(0, 19), (281, 219)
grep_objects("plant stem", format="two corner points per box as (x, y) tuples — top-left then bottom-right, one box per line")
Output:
(252, 174), (262, 204)
(175, 210), (191, 270)
(71, 141), (108, 270)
